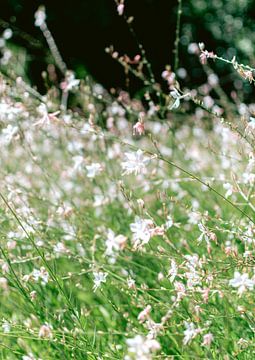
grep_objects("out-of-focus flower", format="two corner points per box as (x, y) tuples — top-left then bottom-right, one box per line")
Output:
(34, 6), (46, 27)
(38, 324), (53, 339)
(125, 335), (160, 360)
(183, 321), (202, 345)
(121, 149), (150, 176)
(133, 121), (145, 136)
(117, 3), (125, 16)
(60, 71), (80, 92)
(229, 271), (254, 296)
(86, 163), (103, 178)
(202, 333), (213, 347)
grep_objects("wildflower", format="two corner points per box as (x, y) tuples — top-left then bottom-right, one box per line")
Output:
(31, 267), (49, 286)
(199, 44), (216, 65)
(237, 68), (254, 83)
(125, 335), (160, 360)
(174, 281), (186, 301)
(165, 215), (173, 229)
(248, 117), (255, 129)
(169, 88), (181, 109)
(169, 88), (190, 110)
(168, 259), (178, 282)
(229, 271), (254, 296)
(130, 216), (154, 249)
(34, 103), (60, 127)
(2, 321), (10, 333)
(188, 42), (199, 54)
(93, 271), (108, 292)
(223, 182), (234, 198)
(183, 321), (202, 345)
(138, 305), (152, 323)
(127, 278), (136, 289)
(162, 67), (176, 88)
(22, 354), (37, 360)
(38, 324), (53, 339)
(133, 121), (145, 136)
(34, 6), (46, 27)
(117, 2), (125, 16)
(105, 229), (127, 257)
(72, 155), (84, 173)
(121, 149), (149, 176)
(86, 163), (103, 178)
(2, 29), (13, 40)
(202, 333), (213, 347)
(30, 290), (37, 301)
(1, 124), (18, 145)
(53, 242), (68, 255)
(60, 71), (80, 92)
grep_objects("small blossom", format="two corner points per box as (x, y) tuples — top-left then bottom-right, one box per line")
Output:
(86, 163), (103, 178)
(1, 124), (18, 145)
(125, 335), (160, 360)
(229, 271), (254, 296)
(133, 121), (145, 136)
(34, 103), (60, 127)
(138, 305), (151, 323)
(2, 321), (10, 333)
(168, 259), (178, 282)
(105, 229), (127, 257)
(93, 271), (108, 292)
(202, 333), (213, 347)
(183, 321), (202, 345)
(223, 182), (234, 198)
(38, 324), (53, 339)
(121, 149), (150, 176)
(34, 6), (46, 27)
(117, 3), (125, 16)
(130, 216), (154, 249)
(31, 267), (49, 286)
(60, 71), (80, 92)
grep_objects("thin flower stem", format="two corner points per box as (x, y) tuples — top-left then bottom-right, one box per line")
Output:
(174, 0), (182, 72)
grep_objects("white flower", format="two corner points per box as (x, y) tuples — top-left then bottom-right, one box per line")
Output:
(38, 324), (53, 339)
(1, 124), (18, 145)
(72, 155), (84, 173)
(34, 103), (60, 127)
(86, 163), (103, 178)
(31, 267), (49, 285)
(169, 89), (181, 110)
(93, 272), (108, 292)
(53, 242), (67, 255)
(165, 215), (173, 229)
(169, 89), (190, 110)
(248, 117), (255, 129)
(105, 229), (127, 256)
(130, 216), (154, 249)
(229, 271), (254, 295)
(198, 222), (210, 245)
(2, 321), (10, 333)
(168, 259), (178, 282)
(223, 183), (233, 198)
(121, 149), (149, 176)
(202, 333), (213, 346)
(125, 335), (160, 360)
(34, 6), (46, 27)
(61, 72), (80, 92)
(3, 29), (13, 40)
(183, 322), (201, 345)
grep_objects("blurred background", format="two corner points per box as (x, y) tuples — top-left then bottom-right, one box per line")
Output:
(1, 0), (255, 97)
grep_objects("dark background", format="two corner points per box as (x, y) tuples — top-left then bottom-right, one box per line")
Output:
(1, 0), (255, 95)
